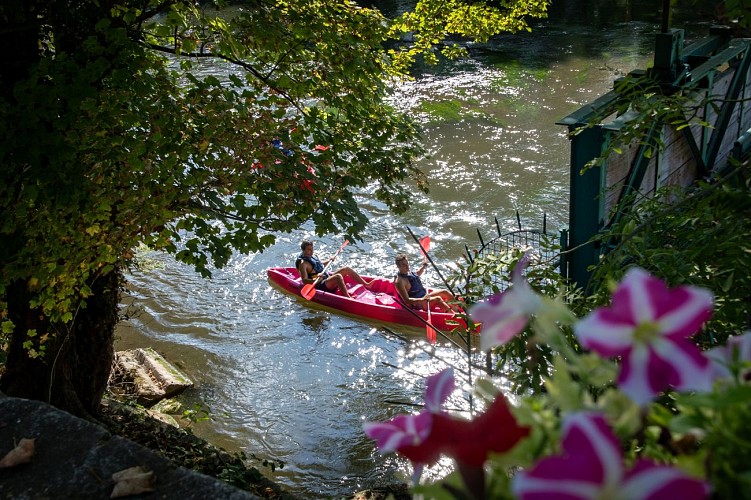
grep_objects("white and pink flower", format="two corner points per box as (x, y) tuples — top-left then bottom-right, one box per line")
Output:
(470, 251), (542, 351)
(573, 268), (714, 405)
(512, 412), (709, 499)
(706, 331), (751, 382)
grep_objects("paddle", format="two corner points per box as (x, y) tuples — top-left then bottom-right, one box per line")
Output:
(417, 235), (436, 343)
(300, 240), (349, 300)
(426, 298), (437, 344)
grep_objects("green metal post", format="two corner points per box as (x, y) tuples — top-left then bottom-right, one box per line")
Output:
(566, 125), (605, 290)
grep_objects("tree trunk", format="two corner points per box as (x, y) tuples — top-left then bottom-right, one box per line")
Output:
(0, 268), (121, 420)
(1, 3), (125, 419)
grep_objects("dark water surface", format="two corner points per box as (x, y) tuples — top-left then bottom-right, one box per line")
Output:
(116, 3), (717, 497)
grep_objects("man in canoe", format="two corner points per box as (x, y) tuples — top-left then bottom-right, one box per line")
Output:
(296, 240), (372, 298)
(393, 253), (457, 312)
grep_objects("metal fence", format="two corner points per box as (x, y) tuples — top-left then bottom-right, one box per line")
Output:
(462, 213), (564, 294)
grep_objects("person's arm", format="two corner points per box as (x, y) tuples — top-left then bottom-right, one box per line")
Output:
(299, 262), (314, 284)
(415, 262), (428, 277)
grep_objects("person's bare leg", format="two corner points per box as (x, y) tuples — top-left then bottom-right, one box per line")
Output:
(427, 290), (458, 312)
(333, 267), (373, 288)
(326, 274), (352, 298)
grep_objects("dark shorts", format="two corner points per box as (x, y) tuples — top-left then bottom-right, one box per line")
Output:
(315, 273), (333, 292)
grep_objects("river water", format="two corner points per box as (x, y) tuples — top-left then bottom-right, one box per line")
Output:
(115, 2), (716, 497)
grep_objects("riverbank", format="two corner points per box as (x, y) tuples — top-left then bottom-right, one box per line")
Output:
(104, 347), (411, 498)
(97, 398), (295, 499)
(97, 397), (411, 500)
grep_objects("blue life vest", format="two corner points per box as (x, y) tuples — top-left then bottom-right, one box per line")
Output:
(397, 272), (427, 298)
(296, 254), (329, 280)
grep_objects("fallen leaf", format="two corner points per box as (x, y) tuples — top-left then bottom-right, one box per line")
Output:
(110, 465), (156, 498)
(0, 438), (35, 468)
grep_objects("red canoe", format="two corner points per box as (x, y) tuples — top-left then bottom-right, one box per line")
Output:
(267, 267), (466, 332)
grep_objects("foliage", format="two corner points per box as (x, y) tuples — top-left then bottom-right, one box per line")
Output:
(590, 164), (751, 347)
(181, 402), (213, 424)
(0, 0), (550, 329)
(0, 0), (549, 405)
(366, 262), (751, 499)
(388, 0), (549, 70)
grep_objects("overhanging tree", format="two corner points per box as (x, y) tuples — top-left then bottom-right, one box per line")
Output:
(0, 0), (548, 418)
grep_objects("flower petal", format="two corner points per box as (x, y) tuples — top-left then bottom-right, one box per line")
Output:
(444, 394), (531, 467)
(472, 284), (541, 350)
(424, 368), (455, 413)
(513, 412), (623, 499)
(618, 338), (712, 405)
(512, 250), (534, 283)
(574, 309), (636, 358)
(621, 459), (709, 499)
(616, 343), (660, 406)
(654, 286), (713, 339)
(393, 415), (451, 466)
(561, 413), (623, 487)
(707, 331), (751, 381)
(363, 412), (433, 453)
(650, 337), (712, 393)
(512, 472), (603, 500)
(478, 311), (529, 350)
(614, 268), (659, 324)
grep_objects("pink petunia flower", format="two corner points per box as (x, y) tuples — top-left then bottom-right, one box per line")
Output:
(361, 411), (433, 455)
(363, 369), (454, 455)
(573, 268), (714, 406)
(470, 251), (542, 351)
(364, 368), (530, 483)
(706, 331), (751, 382)
(512, 412), (709, 500)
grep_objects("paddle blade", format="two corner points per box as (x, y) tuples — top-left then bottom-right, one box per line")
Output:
(426, 325), (437, 343)
(301, 283), (316, 300)
(426, 306), (437, 344)
(419, 235), (431, 262)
